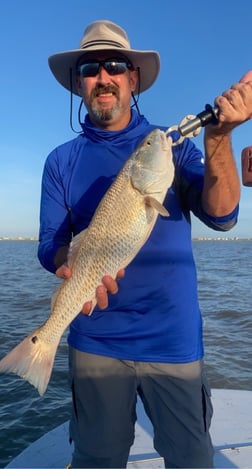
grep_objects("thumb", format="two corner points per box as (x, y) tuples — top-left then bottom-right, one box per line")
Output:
(56, 264), (71, 279)
(239, 70), (252, 83)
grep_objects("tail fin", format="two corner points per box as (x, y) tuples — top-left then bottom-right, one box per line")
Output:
(0, 329), (58, 396)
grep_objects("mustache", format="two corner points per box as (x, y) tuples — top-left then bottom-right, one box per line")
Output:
(91, 84), (120, 100)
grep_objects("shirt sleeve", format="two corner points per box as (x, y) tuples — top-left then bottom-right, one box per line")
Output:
(38, 148), (72, 273)
(172, 137), (239, 231)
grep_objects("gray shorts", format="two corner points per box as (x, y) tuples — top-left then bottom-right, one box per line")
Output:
(69, 348), (214, 468)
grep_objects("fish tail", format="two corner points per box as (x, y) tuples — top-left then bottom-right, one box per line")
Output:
(0, 329), (58, 396)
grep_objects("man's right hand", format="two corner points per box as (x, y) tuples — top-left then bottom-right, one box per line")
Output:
(55, 264), (125, 315)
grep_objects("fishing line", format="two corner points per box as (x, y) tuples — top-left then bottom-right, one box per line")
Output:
(131, 67), (141, 115)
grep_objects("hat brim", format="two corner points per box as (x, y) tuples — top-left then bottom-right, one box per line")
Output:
(48, 48), (160, 95)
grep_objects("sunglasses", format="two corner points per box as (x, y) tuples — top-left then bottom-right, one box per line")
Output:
(77, 58), (134, 78)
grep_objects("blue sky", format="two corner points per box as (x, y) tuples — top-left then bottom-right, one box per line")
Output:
(1, 0), (252, 238)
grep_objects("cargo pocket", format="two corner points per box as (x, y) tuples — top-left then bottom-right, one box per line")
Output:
(202, 376), (213, 432)
(69, 378), (78, 445)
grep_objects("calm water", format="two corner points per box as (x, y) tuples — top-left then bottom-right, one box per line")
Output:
(0, 240), (251, 467)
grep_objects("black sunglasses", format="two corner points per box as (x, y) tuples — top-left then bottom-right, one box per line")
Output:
(77, 58), (133, 78)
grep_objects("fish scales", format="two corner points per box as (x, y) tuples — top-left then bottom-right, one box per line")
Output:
(0, 129), (175, 395)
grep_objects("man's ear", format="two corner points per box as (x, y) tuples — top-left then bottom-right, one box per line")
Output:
(130, 70), (138, 93)
(76, 77), (83, 96)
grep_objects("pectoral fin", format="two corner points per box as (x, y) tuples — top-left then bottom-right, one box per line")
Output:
(144, 196), (170, 216)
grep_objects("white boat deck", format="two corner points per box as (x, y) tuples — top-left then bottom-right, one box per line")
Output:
(6, 389), (252, 468)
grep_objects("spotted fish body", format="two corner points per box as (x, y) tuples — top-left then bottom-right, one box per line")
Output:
(0, 129), (174, 395)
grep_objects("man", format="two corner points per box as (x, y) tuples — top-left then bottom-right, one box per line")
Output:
(38, 20), (252, 468)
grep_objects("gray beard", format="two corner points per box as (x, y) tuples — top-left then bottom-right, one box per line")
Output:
(90, 101), (121, 123)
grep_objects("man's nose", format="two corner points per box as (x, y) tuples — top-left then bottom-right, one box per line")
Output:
(96, 65), (111, 82)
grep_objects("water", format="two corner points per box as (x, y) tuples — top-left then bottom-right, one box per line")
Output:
(0, 240), (251, 467)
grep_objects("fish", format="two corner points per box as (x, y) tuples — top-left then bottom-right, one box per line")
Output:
(0, 129), (175, 396)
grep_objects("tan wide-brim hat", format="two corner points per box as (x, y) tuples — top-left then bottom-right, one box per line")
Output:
(48, 20), (160, 96)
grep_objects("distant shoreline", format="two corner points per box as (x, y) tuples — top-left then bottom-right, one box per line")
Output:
(0, 237), (38, 241)
(193, 237), (252, 241)
(0, 237), (252, 242)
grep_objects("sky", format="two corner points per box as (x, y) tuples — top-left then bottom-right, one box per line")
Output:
(1, 0), (252, 238)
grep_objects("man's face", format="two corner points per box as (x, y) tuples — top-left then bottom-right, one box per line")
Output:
(76, 53), (138, 130)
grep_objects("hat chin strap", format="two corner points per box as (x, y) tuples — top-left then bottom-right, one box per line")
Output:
(69, 68), (83, 134)
(131, 67), (141, 115)
(131, 92), (140, 115)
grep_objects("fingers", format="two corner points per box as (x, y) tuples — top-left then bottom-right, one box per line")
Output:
(55, 264), (97, 315)
(82, 301), (93, 315)
(217, 88), (244, 115)
(213, 77), (252, 129)
(96, 284), (110, 309)
(81, 271), (125, 315)
(80, 281), (115, 315)
(56, 262), (124, 315)
(206, 71), (252, 135)
(116, 268), (125, 280)
(102, 274), (119, 294)
(81, 286), (108, 315)
(239, 70), (252, 83)
(56, 264), (71, 279)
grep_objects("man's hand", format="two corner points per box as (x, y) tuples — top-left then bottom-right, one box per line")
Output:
(201, 72), (252, 218)
(207, 70), (252, 137)
(55, 264), (125, 315)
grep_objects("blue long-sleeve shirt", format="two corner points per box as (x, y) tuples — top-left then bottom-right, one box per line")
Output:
(38, 110), (238, 363)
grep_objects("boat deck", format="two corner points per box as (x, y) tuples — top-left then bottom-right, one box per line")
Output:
(6, 389), (252, 468)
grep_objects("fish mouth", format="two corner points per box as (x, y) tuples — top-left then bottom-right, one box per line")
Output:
(159, 130), (170, 150)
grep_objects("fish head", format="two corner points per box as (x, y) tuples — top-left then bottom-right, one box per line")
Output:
(131, 129), (174, 201)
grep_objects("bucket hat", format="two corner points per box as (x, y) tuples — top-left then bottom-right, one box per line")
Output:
(48, 20), (160, 96)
